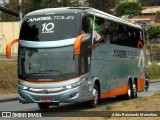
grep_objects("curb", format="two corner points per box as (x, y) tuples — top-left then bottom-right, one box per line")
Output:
(0, 94), (18, 103)
(0, 97), (18, 103)
(150, 79), (160, 83)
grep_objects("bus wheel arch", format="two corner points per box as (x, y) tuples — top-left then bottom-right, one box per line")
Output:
(89, 79), (100, 108)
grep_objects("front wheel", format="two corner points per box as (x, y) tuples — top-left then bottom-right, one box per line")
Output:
(38, 103), (50, 110)
(89, 85), (99, 108)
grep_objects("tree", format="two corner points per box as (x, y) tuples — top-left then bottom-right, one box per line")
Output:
(35, 0), (79, 9)
(22, 0), (38, 14)
(155, 11), (160, 22)
(145, 26), (160, 62)
(116, 2), (141, 17)
(0, 0), (38, 21)
(138, 0), (160, 6)
(0, 0), (79, 21)
(148, 26), (160, 40)
(1, 0), (19, 21)
(86, 0), (117, 13)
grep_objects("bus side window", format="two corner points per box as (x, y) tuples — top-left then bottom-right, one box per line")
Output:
(81, 56), (88, 74)
(93, 17), (110, 44)
(82, 16), (90, 34)
(97, 19), (110, 43)
(104, 20), (111, 44)
(109, 21), (119, 44)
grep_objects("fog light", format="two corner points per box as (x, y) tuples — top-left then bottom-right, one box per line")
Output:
(69, 92), (79, 99)
(19, 94), (25, 99)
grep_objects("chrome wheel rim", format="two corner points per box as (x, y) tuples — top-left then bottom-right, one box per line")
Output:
(93, 88), (98, 105)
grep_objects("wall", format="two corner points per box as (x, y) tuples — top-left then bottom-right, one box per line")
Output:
(0, 21), (20, 53)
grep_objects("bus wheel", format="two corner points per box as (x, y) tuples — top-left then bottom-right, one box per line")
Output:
(38, 103), (50, 110)
(124, 82), (132, 100)
(132, 83), (137, 98)
(89, 85), (99, 108)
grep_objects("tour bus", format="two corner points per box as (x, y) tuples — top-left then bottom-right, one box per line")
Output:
(6, 7), (145, 109)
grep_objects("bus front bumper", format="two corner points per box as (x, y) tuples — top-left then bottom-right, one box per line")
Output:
(18, 85), (88, 104)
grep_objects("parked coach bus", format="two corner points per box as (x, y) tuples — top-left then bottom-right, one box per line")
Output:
(6, 7), (145, 109)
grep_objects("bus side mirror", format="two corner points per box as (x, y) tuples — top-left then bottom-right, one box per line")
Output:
(6, 38), (19, 58)
(73, 34), (86, 55)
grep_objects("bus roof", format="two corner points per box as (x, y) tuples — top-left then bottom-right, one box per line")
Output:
(25, 7), (142, 30)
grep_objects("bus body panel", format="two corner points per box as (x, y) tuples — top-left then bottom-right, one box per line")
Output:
(89, 43), (145, 98)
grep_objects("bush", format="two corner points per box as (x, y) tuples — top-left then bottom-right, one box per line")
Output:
(146, 64), (160, 79)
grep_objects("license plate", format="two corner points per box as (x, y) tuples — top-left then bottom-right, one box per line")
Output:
(40, 98), (52, 102)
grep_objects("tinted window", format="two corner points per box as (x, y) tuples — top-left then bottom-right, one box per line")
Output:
(105, 20), (143, 48)
(20, 14), (81, 41)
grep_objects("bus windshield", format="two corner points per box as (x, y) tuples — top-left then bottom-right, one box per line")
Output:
(18, 46), (79, 81)
(19, 14), (80, 41)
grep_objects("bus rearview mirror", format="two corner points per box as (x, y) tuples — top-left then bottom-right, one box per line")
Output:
(73, 34), (86, 55)
(6, 38), (19, 58)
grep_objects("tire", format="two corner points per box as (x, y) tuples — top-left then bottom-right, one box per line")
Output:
(124, 82), (133, 100)
(38, 103), (50, 110)
(89, 84), (99, 108)
(145, 87), (148, 92)
(132, 83), (137, 98)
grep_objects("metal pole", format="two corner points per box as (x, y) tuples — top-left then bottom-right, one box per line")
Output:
(92, 14), (95, 49)
(19, 0), (22, 24)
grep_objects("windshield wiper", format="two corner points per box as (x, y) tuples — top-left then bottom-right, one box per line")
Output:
(30, 70), (68, 80)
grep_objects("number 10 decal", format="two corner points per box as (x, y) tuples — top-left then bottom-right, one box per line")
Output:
(42, 23), (54, 33)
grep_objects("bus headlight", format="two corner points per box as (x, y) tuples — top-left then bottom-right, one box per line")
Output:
(18, 85), (28, 90)
(64, 78), (85, 89)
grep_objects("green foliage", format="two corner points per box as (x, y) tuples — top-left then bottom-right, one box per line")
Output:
(87, 0), (117, 13)
(146, 64), (160, 79)
(116, 2), (141, 16)
(37, 0), (79, 9)
(0, 0), (79, 21)
(1, 0), (19, 21)
(22, 0), (38, 14)
(138, 0), (160, 6)
(147, 26), (160, 40)
(155, 11), (160, 21)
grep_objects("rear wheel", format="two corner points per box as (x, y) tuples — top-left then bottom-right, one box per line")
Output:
(145, 87), (148, 91)
(132, 83), (137, 98)
(89, 84), (99, 108)
(124, 82), (133, 100)
(38, 103), (50, 110)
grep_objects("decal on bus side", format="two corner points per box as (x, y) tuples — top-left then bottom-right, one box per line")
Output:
(27, 16), (74, 22)
(42, 23), (54, 34)
(138, 41), (145, 77)
(113, 50), (137, 59)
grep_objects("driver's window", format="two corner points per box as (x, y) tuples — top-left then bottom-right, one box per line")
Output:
(81, 15), (92, 34)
